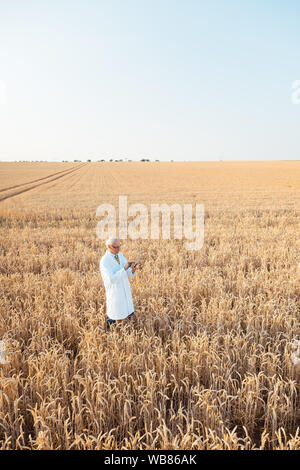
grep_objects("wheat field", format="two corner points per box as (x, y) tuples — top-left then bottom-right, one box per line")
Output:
(0, 161), (299, 450)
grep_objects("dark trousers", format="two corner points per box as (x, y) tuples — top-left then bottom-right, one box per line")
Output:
(106, 312), (134, 330)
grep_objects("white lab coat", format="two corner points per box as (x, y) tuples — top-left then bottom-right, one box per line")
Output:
(100, 249), (136, 320)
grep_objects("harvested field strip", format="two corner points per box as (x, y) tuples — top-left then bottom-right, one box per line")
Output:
(0, 163), (88, 202)
(0, 164), (83, 193)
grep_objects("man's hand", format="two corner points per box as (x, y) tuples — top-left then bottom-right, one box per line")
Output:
(124, 262), (133, 270)
(131, 260), (141, 273)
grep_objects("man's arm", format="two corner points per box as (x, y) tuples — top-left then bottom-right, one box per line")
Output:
(122, 254), (136, 277)
(127, 266), (136, 277)
(100, 260), (127, 285)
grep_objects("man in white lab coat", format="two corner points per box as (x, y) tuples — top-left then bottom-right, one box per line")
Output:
(100, 236), (137, 330)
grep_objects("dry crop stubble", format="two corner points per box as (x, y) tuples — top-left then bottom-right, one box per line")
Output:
(0, 161), (299, 449)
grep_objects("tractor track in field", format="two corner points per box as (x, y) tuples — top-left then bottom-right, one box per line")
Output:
(0, 164), (86, 193)
(0, 163), (88, 203)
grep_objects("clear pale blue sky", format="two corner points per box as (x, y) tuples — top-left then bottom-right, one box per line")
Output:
(0, 0), (299, 161)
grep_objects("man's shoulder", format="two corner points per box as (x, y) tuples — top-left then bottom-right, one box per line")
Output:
(100, 252), (112, 265)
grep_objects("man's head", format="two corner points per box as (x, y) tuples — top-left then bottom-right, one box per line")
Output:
(106, 236), (121, 254)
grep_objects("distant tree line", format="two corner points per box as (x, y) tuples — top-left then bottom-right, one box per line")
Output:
(83, 158), (158, 162)
(68, 158), (164, 162)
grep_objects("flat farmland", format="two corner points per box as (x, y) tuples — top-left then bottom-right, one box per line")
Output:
(0, 161), (299, 450)
(1, 161), (300, 210)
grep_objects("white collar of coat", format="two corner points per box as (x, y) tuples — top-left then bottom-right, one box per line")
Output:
(106, 249), (120, 258)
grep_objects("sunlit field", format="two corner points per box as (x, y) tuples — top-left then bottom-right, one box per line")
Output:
(0, 161), (299, 450)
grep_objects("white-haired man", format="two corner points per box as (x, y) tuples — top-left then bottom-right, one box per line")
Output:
(100, 236), (137, 330)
